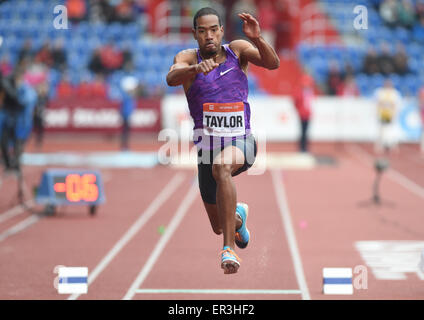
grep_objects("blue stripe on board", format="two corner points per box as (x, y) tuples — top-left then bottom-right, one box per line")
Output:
(59, 277), (87, 284)
(323, 278), (352, 285)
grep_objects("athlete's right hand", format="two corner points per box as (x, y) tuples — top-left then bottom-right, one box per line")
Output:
(195, 59), (219, 75)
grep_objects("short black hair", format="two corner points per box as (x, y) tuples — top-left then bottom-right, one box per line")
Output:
(193, 7), (222, 29)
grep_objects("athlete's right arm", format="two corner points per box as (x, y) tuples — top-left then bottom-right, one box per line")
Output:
(166, 50), (197, 87)
(166, 50), (219, 87)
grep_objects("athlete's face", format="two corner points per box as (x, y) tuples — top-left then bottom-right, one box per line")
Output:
(193, 15), (224, 58)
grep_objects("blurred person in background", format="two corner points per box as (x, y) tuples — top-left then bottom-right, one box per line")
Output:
(419, 84), (424, 155)
(99, 42), (124, 74)
(293, 74), (314, 153)
(338, 74), (360, 97)
(51, 38), (67, 72)
(119, 75), (138, 151)
(326, 60), (344, 96)
(34, 42), (53, 68)
(416, 0), (424, 20)
(392, 42), (410, 75)
(0, 54), (12, 77)
(274, 0), (294, 53)
(91, 74), (108, 98)
(374, 79), (402, 154)
(15, 70), (38, 153)
(67, 0), (87, 23)
(377, 42), (395, 76)
(21, 61), (49, 149)
(56, 72), (74, 98)
(88, 48), (106, 76)
(115, 0), (137, 24)
(257, 0), (276, 49)
(77, 74), (107, 98)
(230, 0), (256, 39)
(17, 39), (33, 65)
(397, 0), (416, 29)
(33, 81), (49, 149)
(379, 0), (399, 28)
(362, 48), (380, 75)
(0, 69), (25, 172)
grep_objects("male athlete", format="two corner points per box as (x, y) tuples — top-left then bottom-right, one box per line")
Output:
(166, 7), (279, 274)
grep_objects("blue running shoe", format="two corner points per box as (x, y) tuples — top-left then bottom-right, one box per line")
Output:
(235, 203), (250, 249)
(221, 246), (240, 274)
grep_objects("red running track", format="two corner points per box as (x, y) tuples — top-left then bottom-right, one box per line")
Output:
(0, 138), (423, 300)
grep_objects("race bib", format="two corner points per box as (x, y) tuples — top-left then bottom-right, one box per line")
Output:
(202, 102), (245, 137)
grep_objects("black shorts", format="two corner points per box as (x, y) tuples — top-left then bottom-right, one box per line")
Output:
(197, 134), (257, 204)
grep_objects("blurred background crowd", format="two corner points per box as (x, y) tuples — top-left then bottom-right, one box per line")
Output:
(0, 0), (424, 161)
(1, 0), (424, 100)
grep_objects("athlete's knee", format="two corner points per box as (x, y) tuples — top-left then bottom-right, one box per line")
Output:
(212, 163), (232, 182)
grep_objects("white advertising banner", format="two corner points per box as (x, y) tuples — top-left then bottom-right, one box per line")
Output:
(161, 95), (422, 142)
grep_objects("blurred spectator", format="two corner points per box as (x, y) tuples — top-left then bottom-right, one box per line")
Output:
(33, 81), (48, 149)
(17, 40), (33, 65)
(34, 42), (53, 68)
(392, 43), (410, 75)
(115, 0), (137, 24)
(231, 0), (257, 39)
(379, 0), (399, 27)
(92, 0), (139, 24)
(134, 0), (148, 14)
(417, 0), (424, 20)
(397, 0), (416, 28)
(326, 60), (344, 96)
(50, 38), (67, 72)
(374, 79), (402, 153)
(362, 48), (380, 75)
(76, 74), (108, 98)
(88, 48), (105, 75)
(67, 0), (87, 23)
(274, 0), (293, 52)
(99, 43), (124, 74)
(56, 73), (74, 98)
(0, 54), (13, 77)
(121, 47), (134, 72)
(257, 0), (276, 48)
(337, 75), (360, 97)
(377, 43), (395, 76)
(77, 77), (92, 97)
(119, 75), (139, 150)
(0, 67), (37, 171)
(293, 74), (314, 153)
(90, 74), (108, 98)
(15, 71), (38, 150)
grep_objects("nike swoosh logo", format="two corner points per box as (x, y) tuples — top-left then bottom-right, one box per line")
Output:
(220, 67), (234, 77)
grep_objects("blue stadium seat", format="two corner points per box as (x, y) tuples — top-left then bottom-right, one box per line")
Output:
(394, 27), (411, 44)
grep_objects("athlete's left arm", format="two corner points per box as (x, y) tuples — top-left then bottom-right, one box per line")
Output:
(234, 13), (280, 70)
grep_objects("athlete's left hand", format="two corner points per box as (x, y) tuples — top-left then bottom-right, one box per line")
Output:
(238, 13), (261, 40)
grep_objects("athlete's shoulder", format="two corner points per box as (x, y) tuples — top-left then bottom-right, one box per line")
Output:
(174, 48), (198, 65)
(229, 39), (254, 56)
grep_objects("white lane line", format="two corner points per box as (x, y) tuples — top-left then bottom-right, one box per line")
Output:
(271, 170), (311, 300)
(134, 289), (302, 295)
(0, 200), (34, 225)
(68, 172), (186, 300)
(0, 214), (41, 243)
(123, 181), (198, 300)
(347, 144), (424, 200)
